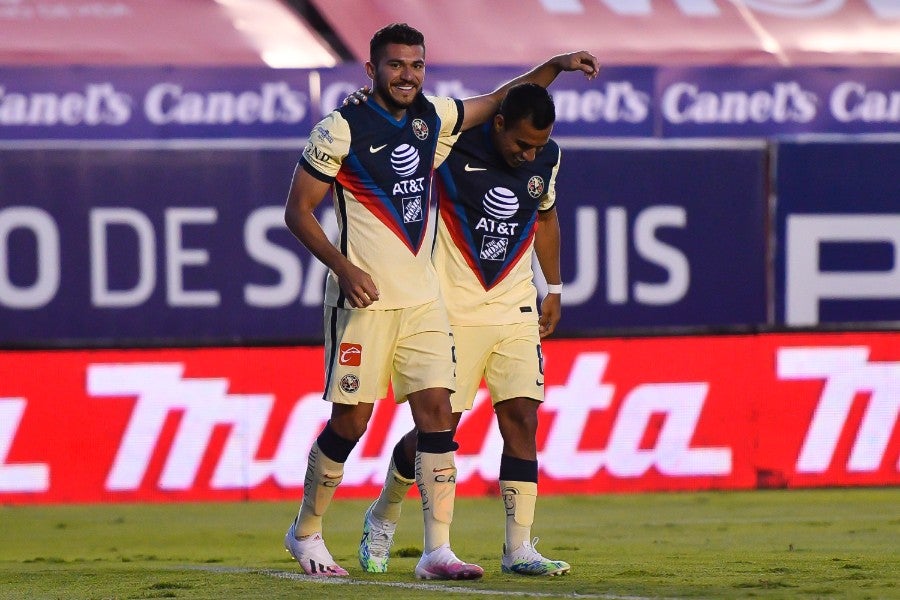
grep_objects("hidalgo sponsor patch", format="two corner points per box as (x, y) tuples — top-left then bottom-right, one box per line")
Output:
(339, 343), (362, 366)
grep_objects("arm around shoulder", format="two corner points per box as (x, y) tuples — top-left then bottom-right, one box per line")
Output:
(459, 50), (600, 130)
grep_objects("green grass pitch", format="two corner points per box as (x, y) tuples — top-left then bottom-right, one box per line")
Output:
(1, 488), (897, 599)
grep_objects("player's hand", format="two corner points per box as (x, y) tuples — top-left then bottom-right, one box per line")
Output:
(553, 51), (600, 80)
(342, 86), (372, 106)
(538, 293), (561, 338)
(337, 262), (379, 308)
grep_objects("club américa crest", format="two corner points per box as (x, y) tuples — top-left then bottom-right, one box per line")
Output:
(340, 374), (360, 393)
(527, 175), (544, 198)
(411, 118), (429, 140)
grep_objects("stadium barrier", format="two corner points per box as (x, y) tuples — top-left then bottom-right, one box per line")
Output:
(1, 139), (897, 345)
(1, 65), (896, 503)
(1, 331), (897, 504)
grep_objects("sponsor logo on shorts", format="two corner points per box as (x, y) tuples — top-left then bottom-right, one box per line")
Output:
(340, 374), (360, 393)
(339, 343), (362, 366)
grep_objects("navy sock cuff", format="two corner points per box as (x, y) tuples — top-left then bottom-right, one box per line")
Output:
(392, 440), (416, 479)
(316, 421), (357, 463)
(416, 430), (459, 454)
(499, 454), (538, 483)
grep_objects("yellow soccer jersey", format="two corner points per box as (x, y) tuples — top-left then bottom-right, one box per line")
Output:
(300, 94), (463, 309)
(433, 122), (560, 325)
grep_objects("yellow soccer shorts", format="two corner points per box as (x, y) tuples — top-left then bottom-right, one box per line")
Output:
(323, 299), (456, 404)
(450, 321), (544, 413)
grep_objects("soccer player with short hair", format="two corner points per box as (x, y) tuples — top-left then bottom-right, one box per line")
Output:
(358, 82), (573, 576)
(283, 22), (597, 580)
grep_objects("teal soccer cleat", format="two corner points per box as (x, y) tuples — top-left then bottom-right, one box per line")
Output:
(357, 502), (397, 573)
(501, 538), (571, 576)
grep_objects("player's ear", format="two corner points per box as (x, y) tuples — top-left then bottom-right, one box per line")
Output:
(493, 114), (505, 132)
(364, 61), (376, 81)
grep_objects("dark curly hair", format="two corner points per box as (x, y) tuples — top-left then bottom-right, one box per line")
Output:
(370, 23), (425, 63)
(499, 83), (556, 130)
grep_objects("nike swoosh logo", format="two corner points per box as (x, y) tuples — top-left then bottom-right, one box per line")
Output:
(369, 144), (388, 153)
(536, 380), (544, 386)
(432, 467), (455, 473)
(464, 163), (486, 172)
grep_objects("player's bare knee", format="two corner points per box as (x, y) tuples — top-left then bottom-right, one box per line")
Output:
(408, 390), (454, 431)
(496, 397), (539, 438)
(328, 411), (370, 441)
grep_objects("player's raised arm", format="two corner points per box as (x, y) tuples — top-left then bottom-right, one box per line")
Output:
(459, 50), (599, 131)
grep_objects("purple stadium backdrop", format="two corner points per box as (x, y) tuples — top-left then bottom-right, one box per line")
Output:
(0, 65), (898, 345)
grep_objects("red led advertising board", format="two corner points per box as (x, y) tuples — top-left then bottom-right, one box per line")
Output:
(1, 332), (897, 504)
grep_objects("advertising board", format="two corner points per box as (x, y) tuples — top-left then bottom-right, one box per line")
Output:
(2, 332), (897, 504)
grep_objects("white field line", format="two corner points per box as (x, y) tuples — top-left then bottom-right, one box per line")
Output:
(634, 513), (898, 526)
(184, 564), (680, 600)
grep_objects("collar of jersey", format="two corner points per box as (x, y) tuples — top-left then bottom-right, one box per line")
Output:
(365, 97), (409, 127)
(479, 121), (508, 168)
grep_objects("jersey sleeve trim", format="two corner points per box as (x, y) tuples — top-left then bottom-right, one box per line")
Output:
(299, 157), (334, 184)
(451, 98), (464, 135)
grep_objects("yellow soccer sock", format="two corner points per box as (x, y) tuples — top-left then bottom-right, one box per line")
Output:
(372, 456), (416, 523)
(500, 480), (537, 552)
(416, 450), (456, 551)
(295, 442), (344, 538)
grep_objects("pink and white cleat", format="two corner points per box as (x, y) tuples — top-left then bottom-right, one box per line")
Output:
(284, 521), (349, 577)
(414, 544), (484, 580)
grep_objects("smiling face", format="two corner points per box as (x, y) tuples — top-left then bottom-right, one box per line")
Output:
(491, 114), (553, 168)
(366, 43), (425, 118)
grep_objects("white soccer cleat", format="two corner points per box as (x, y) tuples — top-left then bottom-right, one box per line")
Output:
(501, 537), (570, 576)
(284, 520), (349, 577)
(414, 544), (484, 580)
(358, 502), (397, 573)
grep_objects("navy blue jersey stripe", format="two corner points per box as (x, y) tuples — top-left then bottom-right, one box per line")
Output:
(436, 123), (560, 289)
(322, 306), (339, 400)
(334, 182), (349, 309)
(451, 98), (464, 135)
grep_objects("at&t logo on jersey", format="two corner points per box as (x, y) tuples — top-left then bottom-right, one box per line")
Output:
(390, 144), (419, 177)
(483, 187), (519, 219)
(477, 188), (523, 261)
(476, 187), (521, 244)
(389, 144), (426, 224)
